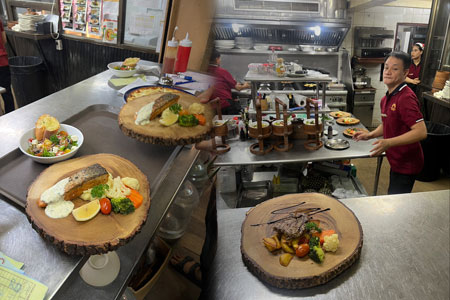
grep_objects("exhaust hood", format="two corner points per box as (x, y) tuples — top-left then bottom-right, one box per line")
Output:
(214, 0), (350, 48)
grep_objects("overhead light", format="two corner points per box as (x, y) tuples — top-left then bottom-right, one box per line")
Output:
(232, 23), (244, 33)
(310, 26), (321, 36)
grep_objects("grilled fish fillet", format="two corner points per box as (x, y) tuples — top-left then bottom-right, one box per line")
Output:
(64, 164), (109, 200)
(149, 93), (180, 120)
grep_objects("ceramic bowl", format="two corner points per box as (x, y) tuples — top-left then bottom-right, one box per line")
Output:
(107, 62), (138, 78)
(19, 124), (84, 164)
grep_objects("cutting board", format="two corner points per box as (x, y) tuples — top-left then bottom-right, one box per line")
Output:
(118, 92), (214, 146)
(336, 117), (360, 125)
(241, 193), (363, 289)
(25, 153), (150, 255)
(343, 127), (368, 138)
(329, 111), (351, 119)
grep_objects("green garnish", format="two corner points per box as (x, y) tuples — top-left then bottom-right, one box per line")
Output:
(42, 149), (55, 157)
(111, 197), (135, 214)
(49, 135), (59, 144)
(305, 222), (322, 233)
(91, 184), (109, 198)
(179, 114), (199, 127)
(169, 103), (182, 114)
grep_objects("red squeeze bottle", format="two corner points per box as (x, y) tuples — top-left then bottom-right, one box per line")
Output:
(174, 33), (192, 73)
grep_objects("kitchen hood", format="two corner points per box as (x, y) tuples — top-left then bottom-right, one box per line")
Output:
(214, 0), (350, 48)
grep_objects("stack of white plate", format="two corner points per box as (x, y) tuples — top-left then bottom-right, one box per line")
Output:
(215, 40), (235, 49)
(18, 13), (46, 32)
(235, 37), (253, 50)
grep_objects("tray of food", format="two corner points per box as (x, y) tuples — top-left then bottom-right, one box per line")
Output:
(118, 91), (214, 145)
(342, 127), (368, 138)
(329, 111), (351, 119)
(336, 117), (360, 125)
(241, 193), (363, 289)
(26, 153), (150, 255)
(0, 105), (179, 209)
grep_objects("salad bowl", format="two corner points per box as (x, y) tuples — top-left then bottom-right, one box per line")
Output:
(19, 124), (84, 164)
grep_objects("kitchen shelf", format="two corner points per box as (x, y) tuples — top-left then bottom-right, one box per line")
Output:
(355, 57), (385, 64)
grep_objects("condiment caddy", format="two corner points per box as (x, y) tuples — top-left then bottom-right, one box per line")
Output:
(248, 98), (273, 155)
(272, 97), (293, 152)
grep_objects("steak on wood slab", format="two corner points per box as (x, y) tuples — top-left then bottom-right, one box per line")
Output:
(64, 164), (108, 200)
(273, 212), (309, 239)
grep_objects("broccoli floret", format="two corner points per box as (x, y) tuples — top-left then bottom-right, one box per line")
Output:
(111, 197), (135, 215)
(179, 114), (199, 127)
(305, 222), (322, 233)
(309, 236), (320, 248)
(309, 245), (325, 263)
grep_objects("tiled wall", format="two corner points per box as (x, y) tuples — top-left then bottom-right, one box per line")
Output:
(341, 6), (431, 126)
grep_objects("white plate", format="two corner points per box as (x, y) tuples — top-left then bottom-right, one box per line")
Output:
(79, 251), (121, 287)
(19, 124), (84, 164)
(107, 62), (137, 78)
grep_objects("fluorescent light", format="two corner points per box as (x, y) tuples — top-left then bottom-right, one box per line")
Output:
(232, 23), (244, 33)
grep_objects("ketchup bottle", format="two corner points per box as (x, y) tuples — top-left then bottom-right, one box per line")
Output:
(162, 27), (178, 74)
(174, 33), (192, 73)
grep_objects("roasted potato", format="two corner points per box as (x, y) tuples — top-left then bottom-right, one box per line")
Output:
(263, 237), (278, 252)
(279, 253), (294, 267)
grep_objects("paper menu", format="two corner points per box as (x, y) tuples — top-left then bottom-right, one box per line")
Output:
(0, 266), (48, 300)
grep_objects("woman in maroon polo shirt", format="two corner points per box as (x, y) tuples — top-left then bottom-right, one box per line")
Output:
(0, 21), (14, 114)
(405, 43), (424, 94)
(353, 51), (427, 194)
(206, 50), (250, 115)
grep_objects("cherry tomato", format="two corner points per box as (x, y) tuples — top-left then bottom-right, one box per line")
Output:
(295, 243), (310, 258)
(59, 130), (68, 137)
(100, 198), (111, 215)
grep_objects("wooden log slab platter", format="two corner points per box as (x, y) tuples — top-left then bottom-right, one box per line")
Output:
(118, 92), (215, 146)
(241, 193), (363, 289)
(25, 153), (150, 256)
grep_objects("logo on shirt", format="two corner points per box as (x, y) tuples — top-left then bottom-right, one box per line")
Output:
(391, 103), (397, 111)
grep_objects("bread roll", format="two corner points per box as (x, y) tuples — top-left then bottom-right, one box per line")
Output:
(123, 57), (140, 68)
(35, 114), (60, 141)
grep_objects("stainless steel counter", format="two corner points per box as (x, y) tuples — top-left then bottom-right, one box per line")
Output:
(214, 122), (376, 166)
(214, 119), (384, 195)
(0, 61), (202, 299)
(204, 190), (450, 300)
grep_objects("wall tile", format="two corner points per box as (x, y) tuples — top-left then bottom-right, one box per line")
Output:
(363, 13), (375, 26)
(353, 12), (364, 26)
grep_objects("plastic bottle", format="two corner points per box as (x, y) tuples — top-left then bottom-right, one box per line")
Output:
(162, 27), (178, 74)
(174, 33), (192, 73)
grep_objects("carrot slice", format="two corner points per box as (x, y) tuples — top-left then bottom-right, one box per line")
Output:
(319, 229), (336, 244)
(128, 188), (143, 208)
(38, 199), (47, 208)
(194, 114), (206, 125)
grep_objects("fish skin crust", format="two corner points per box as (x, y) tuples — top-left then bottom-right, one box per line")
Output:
(64, 164), (108, 200)
(149, 93), (180, 120)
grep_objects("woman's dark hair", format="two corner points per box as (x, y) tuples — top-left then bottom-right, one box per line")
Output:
(210, 49), (221, 63)
(385, 51), (411, 70)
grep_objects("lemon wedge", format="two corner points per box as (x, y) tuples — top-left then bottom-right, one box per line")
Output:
(159, 108), (179, 126)
(72, 200), (101, 221)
